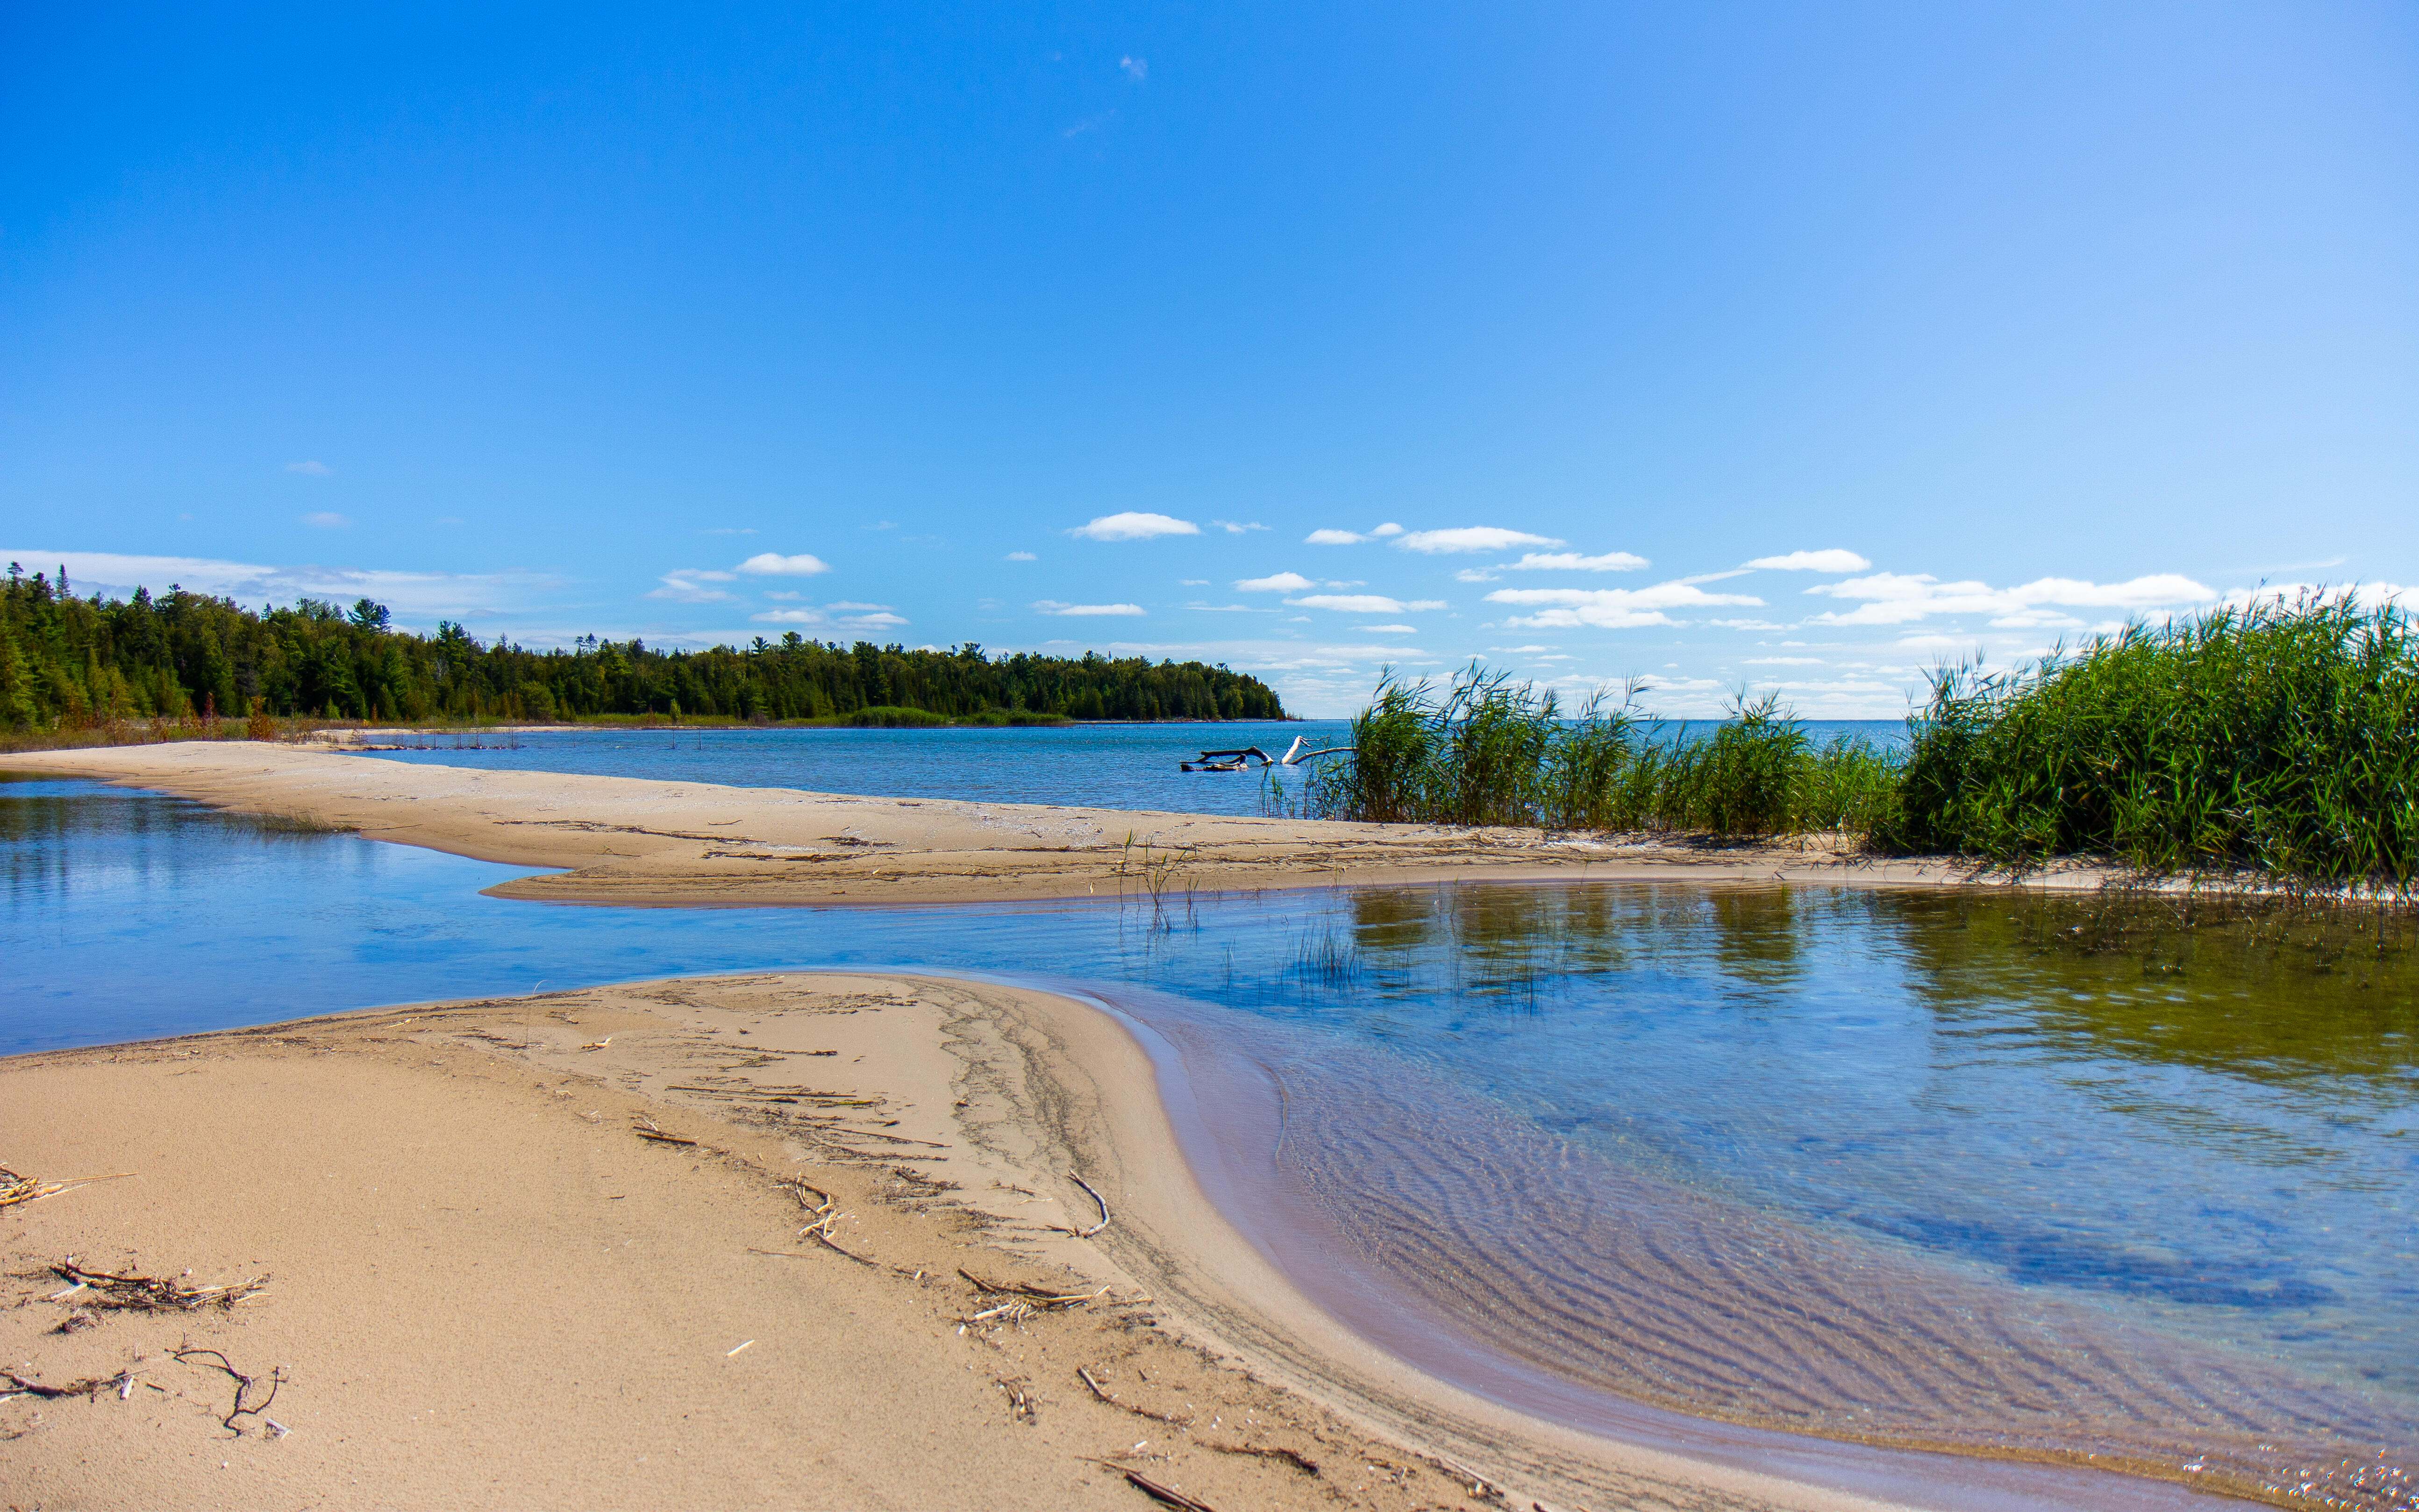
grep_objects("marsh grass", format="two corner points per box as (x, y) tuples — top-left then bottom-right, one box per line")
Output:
(1282, 666), (1892, 840)
(1879, 594), (2419, 893)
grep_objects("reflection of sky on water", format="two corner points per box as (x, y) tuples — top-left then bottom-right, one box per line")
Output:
(5, 777), (2414, 1474)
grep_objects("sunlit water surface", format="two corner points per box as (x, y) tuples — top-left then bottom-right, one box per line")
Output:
(4, 778), (2413, 1510)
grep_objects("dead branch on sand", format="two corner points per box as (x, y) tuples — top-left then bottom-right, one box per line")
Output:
(1120, 1468), (1220, 1512)
(1075, 1365), (1192, 1426)
(1200, 1440), (1320, 1476)
(0, 1368), (132, 1403)
(0, 1167), (134, 1209)
(779, 1176), (878, 1267)
(172, 1347), (286, 1434)
(43, 1261), (268, 1315)
(631, 1118), (701, 1147)
(1068, 1172), (1112, 1238)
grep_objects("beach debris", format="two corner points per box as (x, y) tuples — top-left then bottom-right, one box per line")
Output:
(0, 1167), (134, 1209)
(994, 1376), (1036, 1423)
(1068, 1173), (1112, 1238)
(725, 1339), (756, 1357)
(1076, 1365), (1192, 1426)
(1424, 1453), (1507, 1502)
(630, 1119), (699, 1147)
(1120, 1468), (1220, 1512)
(578, 1037), (613, 1051)
(1200, 1440), (1320, 1476)
(1180, 736), (1350, 772)
(40, 1261), (268, 1316)
(0, 1368), (133, 1404)
(171, 1348), (285, 1435)
(960, 1270), (1113, 1311)
(778, 1176), (878, 1267)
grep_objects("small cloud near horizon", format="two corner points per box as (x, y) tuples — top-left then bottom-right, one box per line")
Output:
(1005, 550), (1037, 562)
(1748, 549), (1872, 573)
(736, 552), (830, 576)
(1304, 523), (1403, 546)
(1235, 571), (1314, 592)
(1211, 520), (1266, 535)
(1070, 512), (1199, 542)
(1510, 550), (1648, 572)
(1035, 600), (1146, 616)
(285, 461), (331, 476)
(1398, 526), (1561, 555)
(1285, 593), (1445, 614)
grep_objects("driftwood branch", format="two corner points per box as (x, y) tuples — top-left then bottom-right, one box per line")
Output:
(171, 1348), (285, 1434)
(1068, 1173), (1111, 1238)
(1121, 1469), (1220, 1512)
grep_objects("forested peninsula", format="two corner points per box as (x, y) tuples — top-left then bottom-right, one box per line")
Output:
(0, 565), (1287, 728)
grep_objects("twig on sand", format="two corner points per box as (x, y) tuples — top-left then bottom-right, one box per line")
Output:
(1120, 1468), (1220, 1512)
(631, 1119), (699, 1147)
(0, 1168), (135, 1209)
(1069, 1173), (1111, 1238)
(781, 1177), (878, 1267)
(171, 1348), (285, 1434)
(1200, 1440), (1320, 1476)
(1425, 1453), (1508, 1502)
(1075, 1365), (1192, 1426)
(961, 1270), (1111, 1306)
(0, 1369), (131, 1403)
(43, 1261), (268, 1315)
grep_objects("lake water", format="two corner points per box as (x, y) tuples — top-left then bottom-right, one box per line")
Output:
(344, 718), (1909, 815)
(4, 776), (2413, 1512)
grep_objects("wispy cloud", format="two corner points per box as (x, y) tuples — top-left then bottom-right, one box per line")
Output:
(750, 601), (908, 630)
(1484, 579), (1763, 629)
(1806, 571), (2213, 626)
(1235, 571), (1315, 592)
(1285, 593), (1446, 614)
(1304, 522), (1403, 545)
(1035, 600), (1146, 616)
(1508, 550), (1648, 572)
(285, 460), (331, 477)
(300, 511), (350, 529)
(7, 549), (554, 622)
(1070, 512), (1199, 542)
(1211, 520), (1265, 535)
(1005, 550), (1037, 562)
(1397, 526), (1562, 555)
(736, 552), (830, 576)
(649, 569), (738, 603)
(1747, 549), (1871, 573)
(1359, 624), (1419, 634)
(702, 527), (758, 536)
(1119, 55), (1148, 82)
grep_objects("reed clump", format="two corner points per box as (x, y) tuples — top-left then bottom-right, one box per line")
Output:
(1878, 594), (2419, 892)
(1282, 666), (1892, 840)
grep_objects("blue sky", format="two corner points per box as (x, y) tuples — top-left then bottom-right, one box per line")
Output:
(5, 2), (2414, 715)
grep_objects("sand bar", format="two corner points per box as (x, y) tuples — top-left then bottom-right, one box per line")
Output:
(1, 742), (2078, 906)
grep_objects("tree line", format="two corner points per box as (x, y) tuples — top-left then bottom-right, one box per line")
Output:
(0, 563), (1288, 727)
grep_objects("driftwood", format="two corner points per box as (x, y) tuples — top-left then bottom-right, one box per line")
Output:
(0, 1368), (129, 1403)
(172, 1348), (285, 1434)
(1068, 1173), (1112, 1238)
(43, 1262), (267, 1315)
(1121, 1469), (1220, 1512)
(0, 1167), (134, 1209)
(1179, 736), (1352, 773)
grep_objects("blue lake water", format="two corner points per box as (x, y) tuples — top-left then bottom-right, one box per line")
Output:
(343, 718), (1910, 814)
(4, 775), (2413, 1510)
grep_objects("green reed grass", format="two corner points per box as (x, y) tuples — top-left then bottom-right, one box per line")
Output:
(1283, 665), (1891, 840)
(1877, 594), (2419, 891)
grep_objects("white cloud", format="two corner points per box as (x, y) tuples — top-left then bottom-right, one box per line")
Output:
(1806, 571), (2214, 626)
(8, 549), (552, 622)
(1709, 617), (1786, 630)
(285, 460), (331, 477)
(2220, 580), (2413, 611)
(1211, 521), (1266, 534)
(751, 602), (908, 630)
(649, 569), (738, 603)
(1748, 549), (1871, 573)
(1453, 568), (1500, 583)
(1070, 512), (1199, 542)
(1484, 579), (1764, 629)
(1306, 528), (1367, 545)
(751, 608), (824, 624)
(1359, 624), (1419, 634)
(736, 552), (831, 576)
(1036, 600), (1147, 616)
(1397, 527), (1563, 555)
(1284, 593), (1447, 614)
(1235, 571), (1315, 592)
(300, 511), (350, 528)
(1005, 551), (1037, 562)
(1508, 550), (1648, 572)
(1745, 656), (1827, 666)
(1371, 522), (1404, 538)
(1119, 55), (1147, 81)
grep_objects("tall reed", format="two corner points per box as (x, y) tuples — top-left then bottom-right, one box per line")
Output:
(1878, 594), (2419, 891)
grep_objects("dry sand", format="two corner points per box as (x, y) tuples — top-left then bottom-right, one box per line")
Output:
(2, 973), (1927, 1512)
(0, 741), (2057, 906)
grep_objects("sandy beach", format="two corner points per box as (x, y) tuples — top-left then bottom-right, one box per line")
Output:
(0, 741), (2055, 907)
(0, 969), (1948, 1512)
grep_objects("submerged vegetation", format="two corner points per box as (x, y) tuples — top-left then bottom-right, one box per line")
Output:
(0, 562), (1284, 734)
(1290, 596), (2419, 893)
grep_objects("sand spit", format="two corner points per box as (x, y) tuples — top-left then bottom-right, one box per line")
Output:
(0, 971), (1950, 1512)
(1, 742), (2100, 906)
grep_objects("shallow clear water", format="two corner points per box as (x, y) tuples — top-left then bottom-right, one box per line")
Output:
(4, 777), (2413, 1509)
(343, 718), (1908, 814)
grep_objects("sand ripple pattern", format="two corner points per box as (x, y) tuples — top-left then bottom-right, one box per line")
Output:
(1260, 1049), (2419, 1511)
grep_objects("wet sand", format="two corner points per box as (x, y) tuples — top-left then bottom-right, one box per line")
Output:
(0, 971), (1978, 1512)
